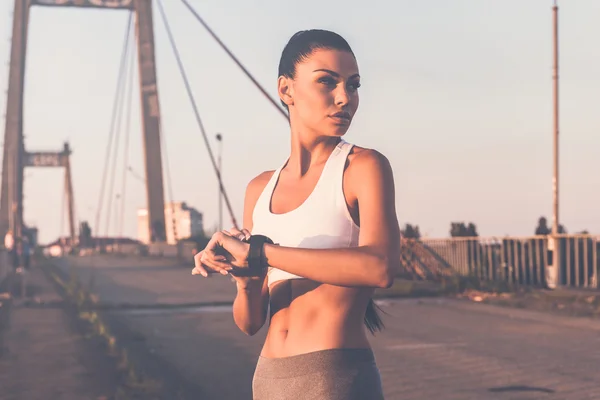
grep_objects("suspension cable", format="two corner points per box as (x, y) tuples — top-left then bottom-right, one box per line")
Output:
(156, 0), (240, 230)
(179, 0), (289, 122)
(118, 27), (136, 239)
(161, 97), (178, 242)
(104, 22), (134, 238)
(95, 12), (133, 238)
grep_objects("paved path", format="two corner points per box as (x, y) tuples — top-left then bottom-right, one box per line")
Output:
(0, 265), (118, 400)
(56, 255), (600, 399)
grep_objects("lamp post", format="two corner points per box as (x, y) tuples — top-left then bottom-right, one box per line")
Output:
(552, 0), (559, 236)
(216, 133), (223, 231)
(547, 0), (560, 289)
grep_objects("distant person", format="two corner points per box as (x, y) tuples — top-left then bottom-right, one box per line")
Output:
(13, 237), (22, 272)
(4, 229), (14, 250)
(193, 29), (399, 399)
(5, 230), (20, 272)
(22, 236), (31, 269)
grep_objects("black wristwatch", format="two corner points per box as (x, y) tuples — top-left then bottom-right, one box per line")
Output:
(232, 235), (274, 277)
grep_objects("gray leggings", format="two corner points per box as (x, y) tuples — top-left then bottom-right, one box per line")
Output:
(252, 348), (384, 400)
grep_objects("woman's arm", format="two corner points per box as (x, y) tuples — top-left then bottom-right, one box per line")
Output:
(233, 277), (269, 336)
(263, 149), (400, 288)
(232, 172), (272, 336)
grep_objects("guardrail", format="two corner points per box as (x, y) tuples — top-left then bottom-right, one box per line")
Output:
(399, 238), (454, 281)
(63, 233), (600, 291)
(419, 234), (599, 289)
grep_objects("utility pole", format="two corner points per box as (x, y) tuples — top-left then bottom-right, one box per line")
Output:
(552, 0), (560, 236)
(547, 0), (560, 289)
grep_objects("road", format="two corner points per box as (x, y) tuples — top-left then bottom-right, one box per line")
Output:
(54, 255), (600, 400)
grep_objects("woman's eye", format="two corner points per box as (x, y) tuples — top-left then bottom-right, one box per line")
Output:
(318, 77), (337, 87)
(348, 82), (361, 91)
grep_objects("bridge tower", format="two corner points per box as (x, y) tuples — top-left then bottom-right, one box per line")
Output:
(1, 0), (167, 243)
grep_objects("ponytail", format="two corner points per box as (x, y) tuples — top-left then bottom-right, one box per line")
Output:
(364, 298), (385, 334)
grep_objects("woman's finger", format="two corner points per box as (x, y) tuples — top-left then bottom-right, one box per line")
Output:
(202, 257), (232, 271)
(227, 227), (246, 241)
(192, 255), (208, 277)
(192, 265), (208, 276)
(201, 253), (233, 274)
(241, 229), (251, 240)
(193, 250), (227, 276)
(192, 264), (208, 278)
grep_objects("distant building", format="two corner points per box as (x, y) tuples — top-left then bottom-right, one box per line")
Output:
(137, 201), (204, 245)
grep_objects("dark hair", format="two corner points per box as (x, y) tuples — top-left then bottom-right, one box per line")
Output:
(278, 29), (355, 111)
(364, 298), (386, 334)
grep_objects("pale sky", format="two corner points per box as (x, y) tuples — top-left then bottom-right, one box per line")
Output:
(0, 0), (598, 244)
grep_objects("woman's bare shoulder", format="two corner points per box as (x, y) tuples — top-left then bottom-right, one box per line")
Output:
(347, 145), (393, 176)
(243, 170), (277, 228)
(247, 170), (275, 192)
(244, 170), (276, 203)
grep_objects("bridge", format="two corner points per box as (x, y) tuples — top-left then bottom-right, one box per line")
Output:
(1, 1), (599, 399)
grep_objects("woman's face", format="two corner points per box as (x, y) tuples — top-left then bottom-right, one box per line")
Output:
(280, 48), (360, 138)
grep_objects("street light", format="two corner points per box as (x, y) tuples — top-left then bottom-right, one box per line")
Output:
(547, 0), (560, 290)
(216, 133), (223, 231)
(552, 0), (559, 236)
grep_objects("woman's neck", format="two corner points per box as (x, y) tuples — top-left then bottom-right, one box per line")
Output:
(286, 128), (340, 178)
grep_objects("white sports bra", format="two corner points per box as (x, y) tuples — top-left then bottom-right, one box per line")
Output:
(251, 139), (360, 287)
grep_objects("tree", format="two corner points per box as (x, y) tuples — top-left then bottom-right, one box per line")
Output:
(450, 222), (479, 237)
(535, 216), (567, 235)
(466, 223), (478, 237)
(535, 217), (550, 235)
(401, 223), (421, 239)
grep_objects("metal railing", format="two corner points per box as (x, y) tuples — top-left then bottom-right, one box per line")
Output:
(417, 234), (599, 289)
(399, 238), (455, 281)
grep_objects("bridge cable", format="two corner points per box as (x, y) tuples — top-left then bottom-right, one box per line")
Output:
(179, 0), (289, 122)
(95, 12), (134, 239)
(117, 25), (137, 240)
(156, 0), (240, 230)
(160, 97), (179, 243)
(104, 24), (135, 238)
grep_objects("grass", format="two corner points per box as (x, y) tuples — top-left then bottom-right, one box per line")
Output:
(41, 260), (166, 400)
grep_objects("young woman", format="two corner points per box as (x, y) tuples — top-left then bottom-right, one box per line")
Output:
(193, 29), (400, 400)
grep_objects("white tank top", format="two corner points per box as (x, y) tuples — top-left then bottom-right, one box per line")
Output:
(251, 139), (360, 287)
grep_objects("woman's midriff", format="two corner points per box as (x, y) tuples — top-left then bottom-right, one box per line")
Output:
(259, 279), (374, 358)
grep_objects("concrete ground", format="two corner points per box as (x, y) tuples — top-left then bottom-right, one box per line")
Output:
(0, 265), (119, 400)
(46, 254), (600, 400)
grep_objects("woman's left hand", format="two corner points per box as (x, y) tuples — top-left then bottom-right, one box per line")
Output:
(192, 230), (250, 277)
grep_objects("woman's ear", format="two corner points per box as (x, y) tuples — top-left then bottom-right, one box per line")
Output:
(277, 76), (294, 107)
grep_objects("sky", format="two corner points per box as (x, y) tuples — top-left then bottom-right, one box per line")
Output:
(0, 0), (598, 244)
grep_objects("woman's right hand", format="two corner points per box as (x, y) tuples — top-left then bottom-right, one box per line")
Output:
(224, 227), (269, 287)
(192, 227), (267, 286)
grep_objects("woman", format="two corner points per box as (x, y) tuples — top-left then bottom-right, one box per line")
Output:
(193, 29), (400, 400)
